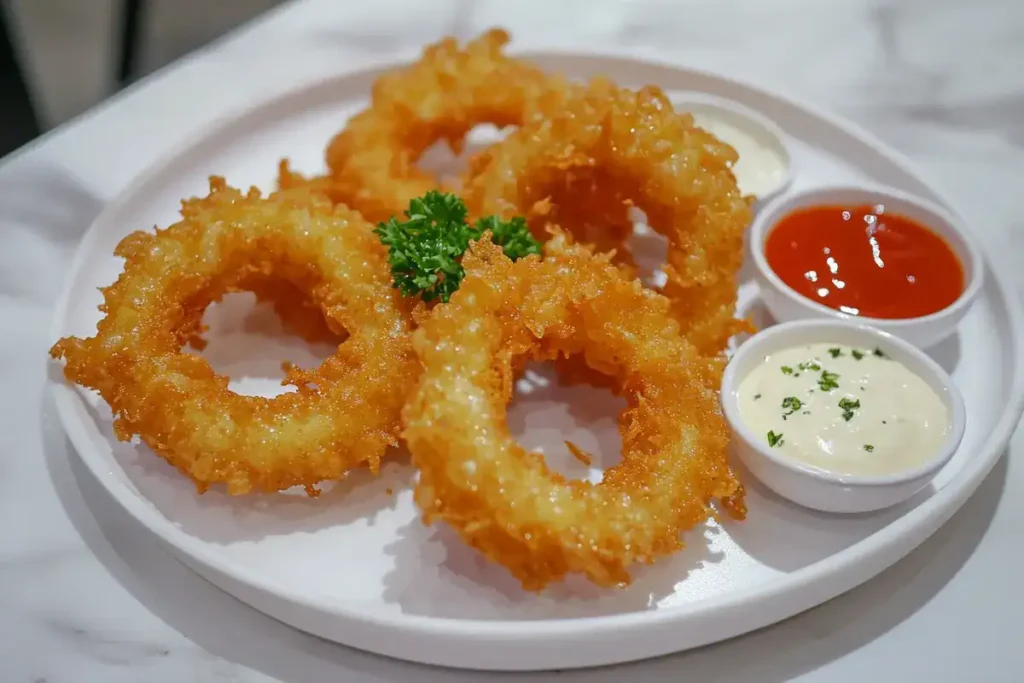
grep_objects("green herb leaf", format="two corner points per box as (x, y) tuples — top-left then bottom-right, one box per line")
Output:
(781, 366), (794, 375)
(799, 361), (822, 372)
(782, 396), (803, 411)
(754, 393), (762, 400)
(839, 396), (861, 422)
(863, 444), (875, 452)
(818, 370), (840, 392)
(375, 191), (540, 302)
(873, 347), (887, 358)
(828, 347), (843, 358)
(767, 430), (784, 447)
(852, 349), (865, 360)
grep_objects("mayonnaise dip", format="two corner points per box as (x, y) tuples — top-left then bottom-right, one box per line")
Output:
(736, 342), (949, 477)
(690, 110), (789, 199)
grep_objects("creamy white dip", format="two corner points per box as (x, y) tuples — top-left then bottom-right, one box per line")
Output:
(736, 343), (949, 477)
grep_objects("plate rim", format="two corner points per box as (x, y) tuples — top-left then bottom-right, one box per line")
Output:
(46, 47), (1024, 656)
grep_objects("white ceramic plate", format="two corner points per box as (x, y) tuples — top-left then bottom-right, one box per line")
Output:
(48, 52), (1024, 671)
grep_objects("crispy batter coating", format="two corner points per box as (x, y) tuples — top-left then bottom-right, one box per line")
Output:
(50, 179), (417, 495)
(403, 235), (744, 590)
(324, 28), (550, 222)
(274, 159), (349, 208)
(461, 79), (754, 357)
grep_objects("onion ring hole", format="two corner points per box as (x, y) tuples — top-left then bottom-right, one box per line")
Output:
(506, 360), (627, 483)
(195, 289), (344, 397)
(416, 123), (514, 191)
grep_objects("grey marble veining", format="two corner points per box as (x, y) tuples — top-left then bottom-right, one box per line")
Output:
(1, 0), (1023, 681)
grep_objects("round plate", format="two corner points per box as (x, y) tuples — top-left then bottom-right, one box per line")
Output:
(48, 52), (1024, 671)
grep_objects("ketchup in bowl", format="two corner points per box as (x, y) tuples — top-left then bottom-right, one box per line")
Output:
(764, 204), (965, 319)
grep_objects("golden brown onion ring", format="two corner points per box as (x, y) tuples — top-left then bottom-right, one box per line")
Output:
(460, 79), (754, 357)
(324, 28), (550, 223)
(403, 234), (744, 590)
(50, 179), (417, 496)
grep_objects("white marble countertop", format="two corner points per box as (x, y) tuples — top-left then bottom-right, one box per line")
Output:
(3, 0), (1023, 680)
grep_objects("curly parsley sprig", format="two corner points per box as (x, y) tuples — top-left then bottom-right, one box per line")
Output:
(374, 191), (541, 302)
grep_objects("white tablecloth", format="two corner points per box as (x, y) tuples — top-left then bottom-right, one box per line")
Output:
(3, 0), (1022, 680)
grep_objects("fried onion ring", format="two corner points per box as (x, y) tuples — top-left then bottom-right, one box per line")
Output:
(50, 179), (417, 495)
(403, 234), (744, 590)
(461, 79), (754, 357)
(324, 28), (550, 222)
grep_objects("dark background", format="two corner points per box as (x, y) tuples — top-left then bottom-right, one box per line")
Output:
(0, 0), (282, 157)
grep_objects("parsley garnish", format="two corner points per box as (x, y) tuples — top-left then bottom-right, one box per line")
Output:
(781, 395), (804, 420)
(828, 347), (843, 358)
(863, 444), (875, 452)
(852, 349), (865, 360)
(873, 347), (887, 358)
(782, 396), (803, 411)
(374, 191), (540, 302)
(767, 430), (784, 447)
(839, 397), (861, 421)
(799, 361), (822, 372)
(754, 393), (762, 400)
(781, 366), (794, 375)
(818, 370), (840, 392)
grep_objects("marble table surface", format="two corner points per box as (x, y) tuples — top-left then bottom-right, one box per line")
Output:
(3, 0), (1022, 680)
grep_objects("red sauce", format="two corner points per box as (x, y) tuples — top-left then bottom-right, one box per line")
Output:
(764, 204), (964, 319)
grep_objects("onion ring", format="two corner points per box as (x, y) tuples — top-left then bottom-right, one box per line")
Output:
(460, 79), (754, 357)
(324, 28), (550, 222)
(50, 179), (417, 495)
(403, 234), (744, 590)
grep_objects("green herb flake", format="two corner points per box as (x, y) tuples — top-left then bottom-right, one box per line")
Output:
(781, 366), (794, 375)
(839, 396), (861, 421)
(782, 396), (803, 411)
(828, 347), (843, 358)
(863, 444), (875, 452)
(852, 349), (865, 360)
(873, 347), (887, 358)
(767, 430), (784, 448)
(799, 361), (822, 372)
(818, 370), (840, 392)
(753, 393), (762, 400)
